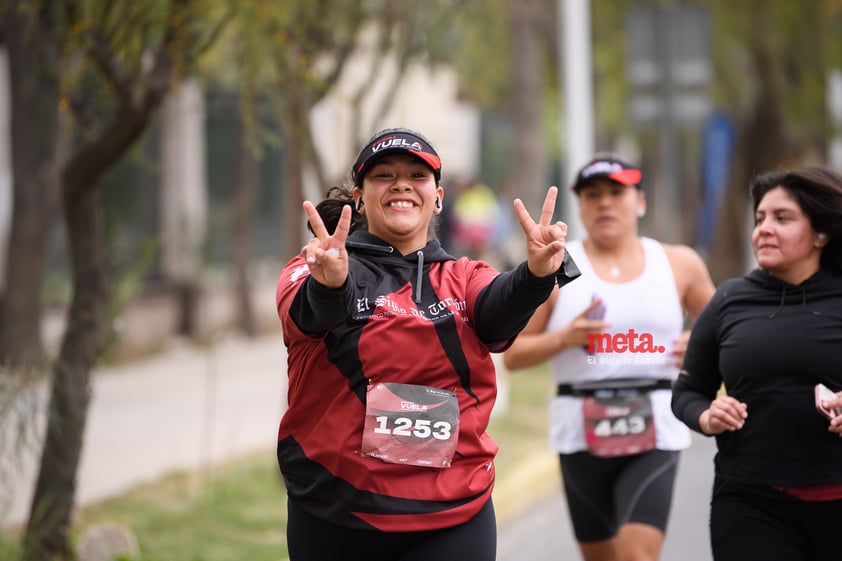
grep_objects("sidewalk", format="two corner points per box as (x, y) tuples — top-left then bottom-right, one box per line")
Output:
(1, 332), (289, 528)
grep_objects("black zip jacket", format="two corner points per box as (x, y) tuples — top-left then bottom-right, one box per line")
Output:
(672, 268), (842, 487)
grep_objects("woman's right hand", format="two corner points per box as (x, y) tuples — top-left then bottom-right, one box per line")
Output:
(301, 201), (351, 289)
(699, 395), (748, 435)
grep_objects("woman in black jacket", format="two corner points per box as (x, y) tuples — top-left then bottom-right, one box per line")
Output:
(671, 166), (842, 561)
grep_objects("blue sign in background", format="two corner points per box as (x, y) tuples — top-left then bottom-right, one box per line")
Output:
(697, 111), (734, 251)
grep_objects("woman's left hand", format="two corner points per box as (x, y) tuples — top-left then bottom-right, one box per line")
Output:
(826, 391), (842, 436)
(514, 186), (568, 278)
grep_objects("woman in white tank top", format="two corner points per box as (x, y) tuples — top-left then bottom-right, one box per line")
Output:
(503, 154), (715, 561)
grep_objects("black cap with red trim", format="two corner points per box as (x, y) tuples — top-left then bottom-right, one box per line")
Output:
(571, 155), (642, 192)
(352, 128), (442, 186)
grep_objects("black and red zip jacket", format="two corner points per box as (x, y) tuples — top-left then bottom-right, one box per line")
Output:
(275, 230), (579, 531)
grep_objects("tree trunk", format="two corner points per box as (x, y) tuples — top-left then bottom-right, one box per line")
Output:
(281, 99), (308, 261)
(233, 115), (256, 336)
(510, 0), (548, 210)
(708, 22), (790, 283)
(21, 83), (167, 558)
(0, 1), (61, 370)
(21, 183), (108, 561)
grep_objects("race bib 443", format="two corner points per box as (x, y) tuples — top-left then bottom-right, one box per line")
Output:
(582, 389), (656, 458)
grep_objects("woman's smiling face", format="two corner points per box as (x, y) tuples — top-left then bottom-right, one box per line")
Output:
(356, 153), (443, 255)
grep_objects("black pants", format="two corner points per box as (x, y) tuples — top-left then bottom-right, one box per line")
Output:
(710, 477), (842, 561)
(286, 498), (496, 561)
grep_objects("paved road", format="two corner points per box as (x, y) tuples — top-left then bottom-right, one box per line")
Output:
(497, 433), (716, 561)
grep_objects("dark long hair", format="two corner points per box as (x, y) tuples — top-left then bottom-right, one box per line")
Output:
(306, 186), (367, 236)
(750, 166), (842, 273)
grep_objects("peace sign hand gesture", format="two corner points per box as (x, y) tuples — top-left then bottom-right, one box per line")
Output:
(514, 186), (569, 278)
(300, 201), (351, 288)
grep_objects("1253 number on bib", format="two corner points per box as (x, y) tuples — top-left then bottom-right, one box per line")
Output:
(361, 382), (460, 468)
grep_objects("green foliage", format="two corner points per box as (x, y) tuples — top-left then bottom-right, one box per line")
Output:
(0, 535), (18, 559)
(56, 0), (230, 141)
(102, 238), (159, 362)
(448, 0), (513, 108)
(489, 364), (553, 475)
(706, 0), (842, 152)
(74, 455), (287, 561)
(41, 271), (73, 307)
(221, 0), (470, 107)
(583, 0), (842, 159)
(591, 0), (637, 135)
(63, 0), (228, 72)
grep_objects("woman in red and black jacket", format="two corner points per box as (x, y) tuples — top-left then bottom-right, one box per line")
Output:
(275, 127), (579, 561)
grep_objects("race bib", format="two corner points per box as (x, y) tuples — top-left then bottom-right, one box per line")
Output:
(361, 382), (460, 468)
(582, 388), (656, 458)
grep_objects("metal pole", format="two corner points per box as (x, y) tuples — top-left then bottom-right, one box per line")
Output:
(0, 48), (10, 292)
(653, 8), (680, 242)
(828, 70), (842, 169)
(560, 0), (591, 239)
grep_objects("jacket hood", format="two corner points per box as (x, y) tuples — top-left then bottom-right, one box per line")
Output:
(745, 267), (838, 290)
(345, 231), (457, 304)
(743, 267), (839, 318)
(345, 231), (456, 263)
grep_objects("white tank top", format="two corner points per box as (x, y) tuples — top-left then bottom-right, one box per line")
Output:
(546, 237), (691, 452)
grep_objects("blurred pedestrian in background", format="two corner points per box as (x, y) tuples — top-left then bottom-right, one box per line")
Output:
(504, 154), (715, 561)
(671, 166), (842, 561)
(274, 127), (581, 561)
(449, 177), (504, 262)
